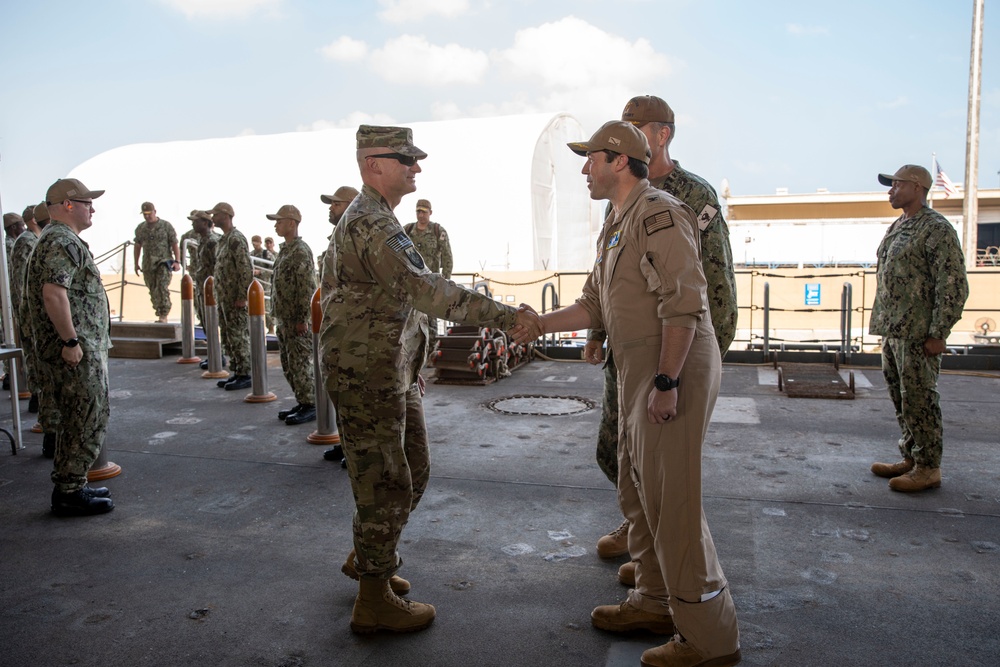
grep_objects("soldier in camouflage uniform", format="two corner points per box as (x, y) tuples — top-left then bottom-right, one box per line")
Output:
(11, 202), (49, 420)
(266, 204), (316, 425)
(133, 202), (181, 322)
(27, 179), (114, 516)
(317, 185), (359, 282)
(211, 202), (253, 390)
(585, 96), (739, 571)
(403, 198), (453, 349)
(186, 211), (217, 332)
(869, 165), (968, 493)
(4, 211), (25, 263)
(320, 125), (538, 634)
(250, 235), (276, 333)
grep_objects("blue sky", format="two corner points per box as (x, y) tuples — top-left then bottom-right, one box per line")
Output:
(1, 0), (997, 212)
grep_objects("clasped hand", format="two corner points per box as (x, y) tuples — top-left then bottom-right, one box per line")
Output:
(508, 303), (543, 344)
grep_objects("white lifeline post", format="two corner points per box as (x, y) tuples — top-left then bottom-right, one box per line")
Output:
(178, 274), (201, 364)
(244, 278), (275, 403)
(306, 287), (340, 446)
(201, 277), (228, 380)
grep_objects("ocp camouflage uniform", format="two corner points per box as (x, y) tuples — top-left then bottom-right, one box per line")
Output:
(590, 162), (738, 484)
(870, 205), (968, 468)
(25, 222), (112, 493)
(321, 183), (517, 578)
(134, 218), (178, 317)
(402, 222), (453, 279)
(271, 236), (315, 405)
(215, 227), (253, 376)
(193, 231), (221, 330)
(10, 231), (41, 402)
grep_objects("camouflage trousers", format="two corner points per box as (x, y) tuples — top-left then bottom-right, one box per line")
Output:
(47, 349), (110, 492)
(331, 383), (430, 578)
(143, 264), (173, 317)
(194, 286), (206, 331)
(882, 337), (944, 468)
(277, 324), (315, 405)
(596, 349), (620, 486)
(219, 302), (251, 375)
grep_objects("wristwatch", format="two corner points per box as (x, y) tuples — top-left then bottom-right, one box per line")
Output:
(62, 337), (80, 348)
(653, 373), (679, 391)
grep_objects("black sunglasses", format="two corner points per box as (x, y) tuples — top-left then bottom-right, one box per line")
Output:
(368, 153), (419, 167)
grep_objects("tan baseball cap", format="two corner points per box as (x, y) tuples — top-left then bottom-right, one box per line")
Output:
(878, 165), (932, 190)
(621, 95), (675, 125)
(187, 210), (212, 223)
(140, 201), (155, 213)
(34, 202), (50, 223)
(265, 204), (301, 222)
(416, 199), (432, 212)
(46, 178), (105, 205)
(210, 202), (235, 217)
(357, 124), (428, 159)
(320, 185), (360, 205)
(22, 205), (35, 221)
(568, 121), (651, 164)
(3, 212), (23, 229)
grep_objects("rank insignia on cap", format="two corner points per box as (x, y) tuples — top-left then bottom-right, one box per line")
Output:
(606, 230), (622, 249)
(697, 204), (718, 231)
(643, 211), (674, 235)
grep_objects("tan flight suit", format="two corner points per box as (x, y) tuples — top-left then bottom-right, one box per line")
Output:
(576, 180), (740, 659)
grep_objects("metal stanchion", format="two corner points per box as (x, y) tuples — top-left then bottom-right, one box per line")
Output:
(244, 279), (276, 403)
(178, 274), (201, 364)
(307, 287), (339, 446)
(201, 277), (229, 380)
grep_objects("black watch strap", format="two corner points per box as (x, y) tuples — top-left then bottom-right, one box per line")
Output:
(62, 337), (80, 348)
(654, 373), (679, 391)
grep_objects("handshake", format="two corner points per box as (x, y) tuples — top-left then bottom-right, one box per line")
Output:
(509, 303), (544, 345)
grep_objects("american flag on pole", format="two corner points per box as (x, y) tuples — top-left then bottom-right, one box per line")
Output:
(934, 161), (958, 197)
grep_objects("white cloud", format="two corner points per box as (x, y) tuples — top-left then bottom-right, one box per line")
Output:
(237, 128), (257, 136)
(370, 35), (489, 85)
(161, 0), (282, 19)
(320, 36), (369, 62)
(297, 111), (397, 132)
(786, 23), (829, 36)
(877, 96), (909, 109)
(493, 16), (674, 90)
(377, 0), (470, 23)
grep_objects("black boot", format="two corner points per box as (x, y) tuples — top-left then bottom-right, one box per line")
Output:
(284, 404), (316, 425)
(224, 375), (252, 391)
(217, 374), (236, 388)
(28, 394), (39, 413)
(278, 404), (302, 421)
(323, 444), (344, 461)
(51, 488), (114, 517)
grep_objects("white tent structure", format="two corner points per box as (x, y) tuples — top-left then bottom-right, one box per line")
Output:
(68, 113), (602, 275)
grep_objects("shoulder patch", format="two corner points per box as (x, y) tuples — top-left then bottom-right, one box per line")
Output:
(66, 243), (82, 266)
(646, 195), (660, 203)
(696, 204), (719, 231)
(387, 231), (425, 269)
(643, 210), (674, 235)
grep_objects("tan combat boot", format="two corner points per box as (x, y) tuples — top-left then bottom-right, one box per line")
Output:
(870, 458), (914, 478)
(641, 635), (742, 667)
(597, 519), (630, 559)
(618, 560), (637, 586)
(591, 599), (674, 634)
(889, 465), (941, 492)
(342, 549), (411, 594)
(350, 576), (435, 634)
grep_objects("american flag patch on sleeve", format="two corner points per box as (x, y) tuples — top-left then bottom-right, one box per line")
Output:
(643, 210), (674, 235)
(386, 232), (413, 252)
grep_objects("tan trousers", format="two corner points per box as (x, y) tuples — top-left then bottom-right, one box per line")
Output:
(615, 329), (740, 659)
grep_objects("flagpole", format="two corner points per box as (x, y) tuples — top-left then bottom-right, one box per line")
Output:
(929, 152), (937, 209)
(962, 0), (984, 269)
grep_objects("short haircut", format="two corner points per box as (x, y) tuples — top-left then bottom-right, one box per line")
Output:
(603, 150), (649, 180)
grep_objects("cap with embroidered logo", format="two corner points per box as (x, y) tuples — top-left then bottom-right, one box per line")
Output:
(567, 121), (651, 164)
(45, 178), (105, 205)
(621, 95), (675, 125)
(416, 199), (432, 212)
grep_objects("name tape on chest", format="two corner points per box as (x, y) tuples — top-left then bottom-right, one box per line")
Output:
(643, 210), (674, 236)
(387, 231), (425, 270)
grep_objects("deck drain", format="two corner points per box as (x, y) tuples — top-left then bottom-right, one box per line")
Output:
(486, 395), (595, 416)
